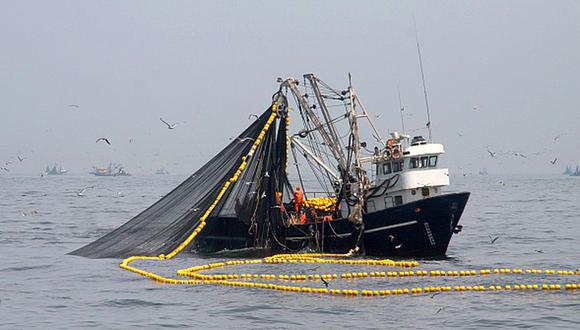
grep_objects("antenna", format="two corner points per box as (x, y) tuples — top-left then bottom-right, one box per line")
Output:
(397, 85), (406, 135)
(414, 18), (433, 141)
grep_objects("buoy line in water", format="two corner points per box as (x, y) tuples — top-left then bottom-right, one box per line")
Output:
(121, 252), (579, 297)
(119, 104), (579, 297)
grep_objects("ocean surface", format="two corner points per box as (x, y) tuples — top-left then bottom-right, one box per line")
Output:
(0, 173), (578, 329)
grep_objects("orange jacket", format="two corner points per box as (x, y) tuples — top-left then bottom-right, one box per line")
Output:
(294, 190), (304, 205)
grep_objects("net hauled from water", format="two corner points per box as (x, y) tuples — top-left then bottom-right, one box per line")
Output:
(70, 99), (290, 259)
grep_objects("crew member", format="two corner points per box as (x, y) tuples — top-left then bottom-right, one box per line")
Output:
(293, 185), (304, 213)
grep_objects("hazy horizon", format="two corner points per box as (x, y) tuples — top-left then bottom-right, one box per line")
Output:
(1, 1), (579, 176)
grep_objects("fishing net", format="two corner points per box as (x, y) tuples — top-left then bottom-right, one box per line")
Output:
(70, 95), (291, 258)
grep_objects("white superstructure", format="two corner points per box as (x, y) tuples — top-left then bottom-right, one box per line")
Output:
(365, 135), (449, 213)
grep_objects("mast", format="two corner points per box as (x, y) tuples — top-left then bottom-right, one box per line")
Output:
(397, 85), (406, 135)
(281, 77), (348, 172)
(414, 20), (433, 141)
(347, 74), (366, 225)
(304, 74), (347, 169)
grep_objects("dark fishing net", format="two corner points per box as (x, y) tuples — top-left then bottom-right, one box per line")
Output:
(70, 98), (291, 259)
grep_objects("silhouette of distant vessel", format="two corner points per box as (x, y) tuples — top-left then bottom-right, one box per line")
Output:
(564, 165), (580, 177)
(155, 168), (169, 175)
(45, 164), (67, 175)
(90, 163), (131, 177)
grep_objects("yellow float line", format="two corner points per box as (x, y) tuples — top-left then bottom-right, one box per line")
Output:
(121, 254), (579, 297)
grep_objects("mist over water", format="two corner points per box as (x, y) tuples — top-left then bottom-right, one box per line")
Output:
(0, 174), (578, 329)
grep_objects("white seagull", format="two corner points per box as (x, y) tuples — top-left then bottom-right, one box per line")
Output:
(77, 186), (95, 197)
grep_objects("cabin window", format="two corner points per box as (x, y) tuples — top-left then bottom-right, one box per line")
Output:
(393, 161), (403, 172)
(410, 158), (419, 169)
(376, 164), (380, 176)
(429, 156), (438, 167)
(367, 200), (375, 212)
(411, 189), (417, 195)
(421, 157), (429, 168)
(382, 163), (392, 174)
(394, 195), (403, 206)
(384, 196), (393, 208)
(421, 187), (430, 197)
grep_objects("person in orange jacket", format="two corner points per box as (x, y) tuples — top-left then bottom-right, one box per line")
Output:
(293, 186), (304, 213)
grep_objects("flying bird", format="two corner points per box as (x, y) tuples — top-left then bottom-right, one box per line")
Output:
(77, 186), (95, 197)
(472, 105), (479, 111)
(435, 307), (445, 315)
(1, 167), (9, 172)
(302, 266), (320, 273)
(514, 152), (528, 159)
(430, 292), (441, 299)
(248, 113), (259, 120)
(487, 149), (497, 158)
(534, 250), (544, 254)
(489, 234), (500, 244)
(550, 158), (558, 165)
(69, 104), (80, 108)
(17, 156), (24, 162)
(320, 278), (329, 287)
(160, 117), (177, 129)
(553, 134), (562, 141)
(96, 138), (111, 145)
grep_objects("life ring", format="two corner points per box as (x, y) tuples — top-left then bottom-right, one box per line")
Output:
(392, 147), (401, 159)
(383, 147), (392, 160)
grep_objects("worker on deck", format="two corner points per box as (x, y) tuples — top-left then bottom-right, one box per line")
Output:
(293, 185), (304, 213)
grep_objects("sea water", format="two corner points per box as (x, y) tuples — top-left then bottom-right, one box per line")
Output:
(0, 174), (578, 329)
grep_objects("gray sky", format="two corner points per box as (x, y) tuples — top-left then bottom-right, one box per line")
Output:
(1, 0), (579, 175)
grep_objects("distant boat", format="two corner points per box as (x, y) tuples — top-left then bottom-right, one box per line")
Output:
(563, 165), (579, 176)
(90, 163), (131, 177)
(155, 168), (169, 175)
(45, 164), (67, 175)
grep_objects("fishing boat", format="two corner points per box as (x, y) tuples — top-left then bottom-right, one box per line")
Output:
(90, 163), (131, 177)
(72, 74), (469, 259)
(196, 75), (469, 257)
(155, 168), (169, 175)
(45, 164), (67, 175)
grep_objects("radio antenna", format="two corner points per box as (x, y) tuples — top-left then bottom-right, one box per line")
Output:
(397, 85), (406, 135)
(414, 18), (433, 141)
